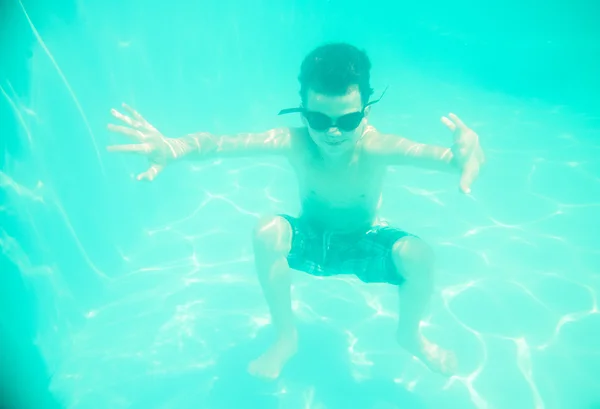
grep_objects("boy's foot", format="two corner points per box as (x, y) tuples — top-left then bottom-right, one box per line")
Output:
(397, 332), (457, 376)
(248, 330), (298, 379)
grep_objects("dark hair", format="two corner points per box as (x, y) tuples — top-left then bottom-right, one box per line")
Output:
(298, 43), (374, 106)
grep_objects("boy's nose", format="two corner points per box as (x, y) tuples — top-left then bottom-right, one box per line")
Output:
(325, 127), (342, 136)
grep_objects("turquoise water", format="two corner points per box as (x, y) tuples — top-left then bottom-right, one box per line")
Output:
(1, 1), (599, 408)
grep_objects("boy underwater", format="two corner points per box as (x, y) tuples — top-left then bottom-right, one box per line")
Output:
(107, 43), (485, 379)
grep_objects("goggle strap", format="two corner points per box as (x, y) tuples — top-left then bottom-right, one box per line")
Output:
(365, 85), (389, 108)
(278, 107), (304, 116)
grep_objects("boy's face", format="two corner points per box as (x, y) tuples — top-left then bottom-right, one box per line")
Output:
(303, 86), (369, 157)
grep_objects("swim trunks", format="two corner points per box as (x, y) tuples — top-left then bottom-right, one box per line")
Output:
(278, 214), (414, 285)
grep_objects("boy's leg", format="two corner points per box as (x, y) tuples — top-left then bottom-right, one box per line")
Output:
(248, 215), (297, 379)
(392, 236), (455, 374)
(392, 236), (435, 344)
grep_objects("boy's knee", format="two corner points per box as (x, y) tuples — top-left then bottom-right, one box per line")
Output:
(253, 215), (292, 254)
(392, 236), (434, 280)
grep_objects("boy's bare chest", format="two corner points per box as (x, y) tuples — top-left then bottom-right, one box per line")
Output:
(296, 157), (383, 206)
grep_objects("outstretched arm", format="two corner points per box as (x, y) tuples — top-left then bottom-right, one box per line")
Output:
(169, 128), (292, 160)
(366, 133), (456, 172)
(366, 113), (485, 194)
(107, 103), (294, 180)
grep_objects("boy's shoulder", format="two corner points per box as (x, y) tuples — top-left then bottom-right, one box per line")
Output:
(286, 126), (311, 148)
(362, 125), (382, 141)
(360, 126), (400, 155)
(287, 126), (318, 159)
(288, 126), (311, 139)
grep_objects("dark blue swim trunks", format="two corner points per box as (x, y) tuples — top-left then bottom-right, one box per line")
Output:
(278, 214), (413, 285)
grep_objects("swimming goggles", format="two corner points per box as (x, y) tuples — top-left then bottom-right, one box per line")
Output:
(278, 86), (388, 132)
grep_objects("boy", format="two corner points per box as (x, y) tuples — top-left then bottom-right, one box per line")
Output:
(107, 43), (485, 379)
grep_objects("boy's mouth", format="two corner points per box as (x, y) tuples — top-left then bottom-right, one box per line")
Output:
(324, 140), (344, 146)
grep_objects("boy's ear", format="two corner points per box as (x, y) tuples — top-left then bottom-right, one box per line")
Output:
(364, 105), (372, 117)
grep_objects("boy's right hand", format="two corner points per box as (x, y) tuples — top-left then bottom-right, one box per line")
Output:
(107, 103), (175, 181)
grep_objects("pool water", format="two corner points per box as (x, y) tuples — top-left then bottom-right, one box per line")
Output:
(1, 1), (599, 409)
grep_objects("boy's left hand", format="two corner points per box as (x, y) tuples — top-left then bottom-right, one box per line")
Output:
(441, 113), (485, 194)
